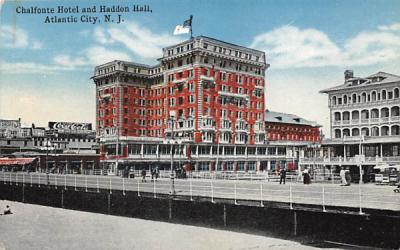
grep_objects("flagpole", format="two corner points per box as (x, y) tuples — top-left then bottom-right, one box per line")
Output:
(190, 15), (193, 39)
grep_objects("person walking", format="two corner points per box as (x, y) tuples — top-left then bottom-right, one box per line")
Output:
(141, 168), (147, 182)
(345, 167), (351, 186)
(340, 167), (347, 186)
(155, 167), (160, 181)
(279, 167), (287, 184)
(303, 167), (311, 184)
(151, 167), (155, 181)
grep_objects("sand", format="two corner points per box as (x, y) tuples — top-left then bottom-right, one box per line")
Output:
(0, 200), (335, 250)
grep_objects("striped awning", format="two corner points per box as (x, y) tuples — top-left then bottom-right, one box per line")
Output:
(0, 158), (36, 166)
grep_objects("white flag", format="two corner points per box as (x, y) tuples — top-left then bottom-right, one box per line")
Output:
(173, 25), (190, 35)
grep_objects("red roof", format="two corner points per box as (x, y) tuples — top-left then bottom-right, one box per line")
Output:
(0, 158), (36, 166)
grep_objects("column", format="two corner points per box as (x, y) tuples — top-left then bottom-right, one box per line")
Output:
(140, 143), (144, 158)
(328, 147), (331, 161)
(256, 161), (261, 172)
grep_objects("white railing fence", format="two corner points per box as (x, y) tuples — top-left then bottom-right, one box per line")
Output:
(0, 172), (399, 213)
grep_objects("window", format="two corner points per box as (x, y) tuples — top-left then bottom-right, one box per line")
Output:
(189, 83), (194, 92)
(189, 95), (195, 104)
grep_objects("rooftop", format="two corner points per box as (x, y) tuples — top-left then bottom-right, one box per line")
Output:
(163, 35), (266, 55)
(265, 110), (321, 127)
(320, 71), (400, 93)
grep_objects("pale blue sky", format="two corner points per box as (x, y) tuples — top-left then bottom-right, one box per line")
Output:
(1, 0), (400, 137)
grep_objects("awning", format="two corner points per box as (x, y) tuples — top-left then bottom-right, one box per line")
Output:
(0, 158), (36, 166)
(374, 164), (400, 171)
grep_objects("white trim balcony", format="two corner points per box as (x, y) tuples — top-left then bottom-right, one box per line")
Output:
(200, 75), (215, 82)
(219, 127), (232, 132)
(370, 118), (380, 124)
(299, 155), (400, 165)
(381, 117), (390, 123)
(218, 91), (249, 99)
(391, 116), (400, 122)
(172, 78), (187, 84)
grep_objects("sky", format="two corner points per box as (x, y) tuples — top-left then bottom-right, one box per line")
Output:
(0, 0), (400, 138)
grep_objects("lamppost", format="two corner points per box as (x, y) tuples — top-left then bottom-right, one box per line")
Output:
(169, 110), (176, 195)
(358, 135), (365, 184)
(45, 136), (51, 185)
(115, 125), (119, 175)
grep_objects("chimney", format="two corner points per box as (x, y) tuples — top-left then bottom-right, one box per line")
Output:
(344, 70), (354, 81)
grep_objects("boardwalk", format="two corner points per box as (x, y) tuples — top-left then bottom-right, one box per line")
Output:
(1, 172), (399, 212)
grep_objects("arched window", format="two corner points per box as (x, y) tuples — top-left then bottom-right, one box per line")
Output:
(371, 127), (379, 136)
(352, 93), (357, 103)
(394, 88), (399, 98)
(391, 125), (400, 135)
(343, 129), (350, 137)
(382, 90), (387, 100)
(352, 128), (360, 136)
(334, 129), (341, 138)
(331, 96), (337, 106)
(334, 112), (341, 121)
(361, 110), (369, 119)
(381, 107), (389, 118)
(361, 127), (369, 136)
(391, 106), (400, 117)
(343, 111), (350, 120)
(371, 91), (377, 101)
(370, 108), (379, 118)
(362, 92), (367, 103)
(343, 95), (348, 104)
(381, 126), (390, 136)
(351, 110), (359, 120)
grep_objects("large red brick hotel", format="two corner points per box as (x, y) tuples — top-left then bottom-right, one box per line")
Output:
(92, 36), (317, 173)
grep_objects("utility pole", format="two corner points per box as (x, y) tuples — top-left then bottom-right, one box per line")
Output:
(169, 110), (176, 196)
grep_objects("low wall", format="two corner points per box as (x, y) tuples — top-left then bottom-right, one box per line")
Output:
(0, 183), (399, 249)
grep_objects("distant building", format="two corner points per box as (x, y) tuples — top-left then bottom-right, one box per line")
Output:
(300, 71), (400, 182)
(265, 110), (321, 142)
(0, 119), (97, 156)
(0, 118), (47, 155)
(46, 121), (97, 154)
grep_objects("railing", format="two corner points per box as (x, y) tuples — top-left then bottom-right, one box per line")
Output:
(300, 156), (400, 164)
(330, 98), (400, 109)
(1, 172), (399, 212)
(351, 119), (359, 125)
(370, 118), (380, 123)
(335, 116), (400, 125)
(342, 120), (350, 125)
(391, 116), (400, 122)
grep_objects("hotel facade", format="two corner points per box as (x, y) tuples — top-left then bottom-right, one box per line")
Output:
(92, 36), (317, 174)
(300, 71), (400, 181)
